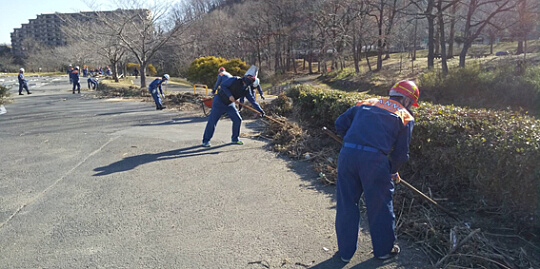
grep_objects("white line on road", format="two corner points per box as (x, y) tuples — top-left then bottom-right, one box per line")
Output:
(0, 135), (120, 230)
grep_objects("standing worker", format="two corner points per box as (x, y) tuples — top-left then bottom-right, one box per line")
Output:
(148, 74), (169, 110)
(211, 67), (232, 95)
(67, 64), (73, 83)
(70, 66), (81, 94)
(334, 80), (420, 262)
(18, 68), (32, 95)
(201, 71), (264, 147)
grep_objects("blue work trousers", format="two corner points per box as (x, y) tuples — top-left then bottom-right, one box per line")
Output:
(149, 87), (162, 107)
(335, 147), (396, 259)
(72, 80), (80, 92)
(202, 95), (242, 143)
(19, 83), (30, 94)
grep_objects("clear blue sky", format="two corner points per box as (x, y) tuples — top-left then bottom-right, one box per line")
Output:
(0, 0), (117, 45)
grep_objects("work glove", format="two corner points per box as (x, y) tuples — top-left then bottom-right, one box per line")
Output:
(261, 96), (265, 100)
(259, 111), (266, 118)
(391, 173), (401, 184)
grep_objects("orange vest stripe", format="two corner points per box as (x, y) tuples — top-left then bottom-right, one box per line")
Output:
(355, 98), (414, 126)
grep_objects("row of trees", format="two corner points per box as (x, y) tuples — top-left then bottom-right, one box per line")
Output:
(13, 0), (540, 84)
(176, 0), (539, 75)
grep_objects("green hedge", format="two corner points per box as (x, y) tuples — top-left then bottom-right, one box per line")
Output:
(288, 85), (540, 227)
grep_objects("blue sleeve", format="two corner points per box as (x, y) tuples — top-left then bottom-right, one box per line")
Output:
(335, 106), (356, 137)
(256, 85), (264, 98)
(245, 90), (264, 114)
(158, 83), (163, 95)
(389, 121), (414, 173)
(213, 74), (222, 93)
(220, 78), (234, 98)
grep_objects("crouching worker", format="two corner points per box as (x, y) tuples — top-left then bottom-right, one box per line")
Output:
(87, 77), (99, 90)
(334, 80), (420, 263)
(201, 74), (264, 147)
(148, 74), (169, 110)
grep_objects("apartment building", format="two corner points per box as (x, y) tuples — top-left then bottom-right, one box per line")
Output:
(10, 9), (150, 58)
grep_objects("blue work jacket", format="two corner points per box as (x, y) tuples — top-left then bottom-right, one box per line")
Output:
(335, 97), (415, 173)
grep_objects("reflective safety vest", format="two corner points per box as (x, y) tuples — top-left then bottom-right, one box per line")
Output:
(356, 98), (414, 126)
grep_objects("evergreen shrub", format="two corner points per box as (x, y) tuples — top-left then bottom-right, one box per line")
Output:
(287, 84), (540, 228)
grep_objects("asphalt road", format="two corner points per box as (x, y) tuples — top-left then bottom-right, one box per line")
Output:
(0, 76), (427, 268)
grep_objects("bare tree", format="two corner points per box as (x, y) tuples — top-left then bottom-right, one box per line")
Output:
(458, 0), (515, 67)
(91, 1), (194, 87)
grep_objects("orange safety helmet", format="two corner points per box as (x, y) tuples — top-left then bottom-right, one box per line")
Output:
(218, 67), (226, 72)
(389, 80), (420, 107)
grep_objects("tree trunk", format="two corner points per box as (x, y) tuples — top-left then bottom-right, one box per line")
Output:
(447, 2), (457, 58)
(427, 15), (435, 69)
(459, 41), (472, 67)
(140, 62), (147, 88)
(426, 0), (435, 69)
(438, 0), (448, 75)
(353, 34), (360, 73)
(366, 49), (372, 72)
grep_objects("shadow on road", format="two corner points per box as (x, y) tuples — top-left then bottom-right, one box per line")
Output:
(309, 252), (400, 269)
(93, 144), (230, 176)
(135, 116), (208, 127)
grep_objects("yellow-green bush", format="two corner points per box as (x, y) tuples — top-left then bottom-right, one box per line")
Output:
(126, 63), (157, 76)
(186, 56), (248, 87)
(126, 63), (139, 71)
(288, 84), (540, 228)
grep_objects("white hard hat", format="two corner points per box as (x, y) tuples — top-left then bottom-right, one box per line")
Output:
(163, 74), (170, 80)
(19, 68), (25, 72)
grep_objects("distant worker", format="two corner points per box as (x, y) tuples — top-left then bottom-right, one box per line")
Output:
(133, 68), (139, 79)
(148, 74), (169, 110)
(105, 66), (112, 76)
(212, 67), (232, 95)
(334, 80), (420, 263)
(18, 68), (32, 95)
(70, 66), (81, 94)
(67, 64), (73, 83)
(201, 73), (264, 147)
(239, 77), (265, 111)
(87, 77), (99, 90)
(82, 66), (89, 77)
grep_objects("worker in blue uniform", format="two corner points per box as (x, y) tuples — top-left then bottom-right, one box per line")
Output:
(212, 67), (232, 95)
(334, 80), (420, 263)
(202, 75), (264, 147)
(238, 77), (264, 111)
(148, 74), (169, 110)
(18, 68), (32, 95)
(88, 77), (99, 90)
(70, 66), (81, 94)
(67, 64), (73, 83)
